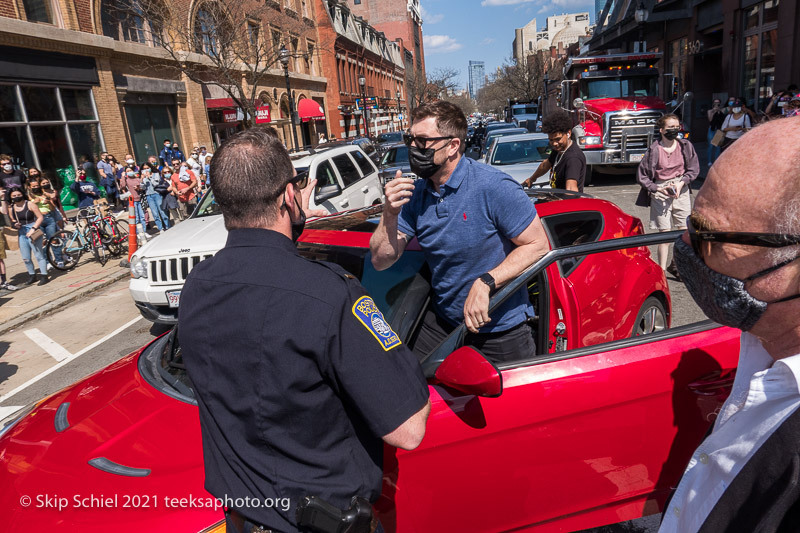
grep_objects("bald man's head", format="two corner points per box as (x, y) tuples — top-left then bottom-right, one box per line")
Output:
(696, 117), (800, 234)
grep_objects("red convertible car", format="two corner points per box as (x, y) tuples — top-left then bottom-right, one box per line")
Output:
(0, 192), (740, 532)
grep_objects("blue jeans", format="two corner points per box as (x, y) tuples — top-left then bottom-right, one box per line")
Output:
(19, 223), (48, 276)
(134, 200), (146, 234)
(42, 213), (63, 264)
(147, 193), (170, 230)
(707, 128), (721, 166)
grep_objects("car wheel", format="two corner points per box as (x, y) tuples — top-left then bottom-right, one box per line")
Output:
(632, 296), (667, 336)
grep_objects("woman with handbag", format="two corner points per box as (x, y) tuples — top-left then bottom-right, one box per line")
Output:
(635, 114), (700, 280)
(720, 98), (751, 152)
(706, 98), (725, 167)
(7, 187), (49, 285)
(141, 165), (170, 232)
(27, 177), (64, 268)
(40, 174), (67, 229)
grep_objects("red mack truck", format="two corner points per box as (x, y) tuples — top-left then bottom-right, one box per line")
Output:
(542, 52), (691, 183)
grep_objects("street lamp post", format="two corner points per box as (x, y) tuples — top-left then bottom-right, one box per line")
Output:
(634, 1), (649, 53)
(358, 74), (370, 138)
(279, 45), (300, 151)
(396, 90), (402, 131)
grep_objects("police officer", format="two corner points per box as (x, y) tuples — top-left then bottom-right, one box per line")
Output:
(179, 127), (431, 533)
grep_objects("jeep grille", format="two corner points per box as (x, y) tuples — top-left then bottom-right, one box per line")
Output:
(149, 254), (215, 284)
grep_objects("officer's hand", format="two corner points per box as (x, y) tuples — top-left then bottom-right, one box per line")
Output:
(384, 173), (415, 217)
(298, 178), (328, 218)
(464, 279), (492, 334)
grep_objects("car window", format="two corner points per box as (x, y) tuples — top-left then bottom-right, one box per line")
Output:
(315, 160), (338, 189)
(541, 211), (604, 276)
(193, 189), (221, 218)
(360, 141), (375, 154)
(351, 149), (376, 177)
(491, 140), (551, 165)
(333, 153), (363, 187)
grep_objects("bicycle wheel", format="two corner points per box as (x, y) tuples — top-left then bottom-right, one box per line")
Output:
(113, 219), (130, 243)
(46, 230), (81, 270)
(89, 228), (109, 266)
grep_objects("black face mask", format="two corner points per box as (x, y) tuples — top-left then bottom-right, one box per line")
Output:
(408, 144), (447, 180)
(10, 196), (24, 203)
(673, 237), (800, 331)
(42, 184), (52, 190)
(663, 129), (680, 140)
(285, 193), (306, 243)
(31, 187), (42, 195)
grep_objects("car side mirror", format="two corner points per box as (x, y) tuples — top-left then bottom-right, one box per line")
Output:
(315, 183), (342, 203)
(435, 346), (503, 398)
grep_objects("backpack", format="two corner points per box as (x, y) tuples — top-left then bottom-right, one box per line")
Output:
(154, 175), (170, 195)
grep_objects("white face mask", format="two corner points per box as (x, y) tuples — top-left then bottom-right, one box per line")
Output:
(732, 107), (742, 113)
(126, 159), (135, 165)
(126, 171), (135, 177)
(2, 164), (12, 171)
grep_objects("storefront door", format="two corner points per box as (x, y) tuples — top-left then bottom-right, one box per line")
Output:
(125, 104), (181, 163)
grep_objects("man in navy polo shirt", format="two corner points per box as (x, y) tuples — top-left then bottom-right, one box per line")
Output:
(370, 101), (550, 361)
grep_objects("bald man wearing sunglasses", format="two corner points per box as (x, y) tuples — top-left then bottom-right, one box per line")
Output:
(660, 117), (800, 533)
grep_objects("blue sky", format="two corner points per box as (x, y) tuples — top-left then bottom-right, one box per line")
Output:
(421, 0), (597, 89)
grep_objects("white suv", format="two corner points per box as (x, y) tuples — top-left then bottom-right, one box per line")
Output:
(129, 145), (384, 324)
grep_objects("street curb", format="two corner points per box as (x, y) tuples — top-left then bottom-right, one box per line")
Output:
(0, 268), (131, 336)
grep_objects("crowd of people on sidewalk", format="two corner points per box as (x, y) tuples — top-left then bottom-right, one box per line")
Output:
(0, 140), (213, 292)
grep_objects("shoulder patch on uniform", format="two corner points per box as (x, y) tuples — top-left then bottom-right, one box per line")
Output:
(352, 296), (402, 351)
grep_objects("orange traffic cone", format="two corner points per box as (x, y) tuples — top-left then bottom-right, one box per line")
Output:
(127, 196), (138, 262)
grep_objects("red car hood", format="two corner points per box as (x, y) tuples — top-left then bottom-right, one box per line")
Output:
(583, 96), (665, 115)
(0, 345), (219, 532)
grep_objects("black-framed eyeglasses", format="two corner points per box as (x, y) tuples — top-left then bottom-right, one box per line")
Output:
(688, 217), (800, 259)
(287, 171), (308, 190)
(402, 132), (454, 149)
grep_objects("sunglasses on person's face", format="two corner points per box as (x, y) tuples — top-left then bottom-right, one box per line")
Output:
(402, 132), (454, 149)
(688, 216), (800, 260)
(288, 172), (309, 190)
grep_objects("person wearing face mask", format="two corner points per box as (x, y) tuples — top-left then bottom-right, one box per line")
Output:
(98, 153), (120, 210)
(140, 165), (169, 232)
(522, 110), (586, 192)
(159, 139), (174, 167)
(720, 98), (751, 152)
(179, 126), (430, 533)
(0, 191), (19, 291)
(635, 114), (699, 279)
(168, 160), (198, 219)
(39, 175), (67, 229)
(0, 154), (26, 191)
(6, 187), (48, 285)
(27, 178), (63, 268)
(171, 143), (186, 163)
(120, 166), (147, 238)
(371, 101), (550, 362)
(69, 169), (101, 208)
(706, 98), (725, 167)
(659, 117), (800, 533)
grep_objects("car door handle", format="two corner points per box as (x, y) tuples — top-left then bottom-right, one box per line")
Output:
(361, 187), (370, 193)
(687, 370), (737, 396)
(340, 200), (349, 207)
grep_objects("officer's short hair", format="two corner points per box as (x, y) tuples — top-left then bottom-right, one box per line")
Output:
(210, 126), (291, 230)
(411, 101), (467, 154)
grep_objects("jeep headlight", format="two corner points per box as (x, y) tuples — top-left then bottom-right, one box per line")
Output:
(130, 256), (148, 279)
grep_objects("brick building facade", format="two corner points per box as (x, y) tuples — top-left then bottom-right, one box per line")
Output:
(317, 0), (406, 140)
(0, 0), (328, 206)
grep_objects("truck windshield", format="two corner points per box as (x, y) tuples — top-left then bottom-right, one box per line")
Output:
(581, 77), (658, 100)
(513, 106), (538, 115)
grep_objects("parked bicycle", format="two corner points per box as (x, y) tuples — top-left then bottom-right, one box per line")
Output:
(45, 206), (128, 270)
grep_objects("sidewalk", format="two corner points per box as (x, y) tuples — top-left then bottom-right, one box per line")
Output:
(0, 208), (134, 334)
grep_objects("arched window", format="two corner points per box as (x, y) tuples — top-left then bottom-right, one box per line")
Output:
(101, 0), (163, 46)
(195, 6), (219, 56)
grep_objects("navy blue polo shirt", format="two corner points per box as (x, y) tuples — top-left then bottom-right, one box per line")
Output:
(397, 156), (537, 332)
(178, 229), (429, 532)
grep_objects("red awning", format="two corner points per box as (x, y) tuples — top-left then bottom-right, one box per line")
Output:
(298, 99), (325, 122)
(205, 97), (236, 109)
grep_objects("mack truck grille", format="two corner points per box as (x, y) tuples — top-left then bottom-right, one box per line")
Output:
(149, 254), (215, 284)
(605, 112), (662, 150)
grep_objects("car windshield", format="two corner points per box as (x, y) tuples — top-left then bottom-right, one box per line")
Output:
(381, 146), (409, 166)
(512, 106), (538, 115)
(193, 189), (220, 218)
(377, 132), (403, 144)
(580, 76), (658, 99)
(491, 139), (552, 165)
(157, 246), (427, 399)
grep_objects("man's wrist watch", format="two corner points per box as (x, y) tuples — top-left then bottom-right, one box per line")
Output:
(478, 273), (496, 292)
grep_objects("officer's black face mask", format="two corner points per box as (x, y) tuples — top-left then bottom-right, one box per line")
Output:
(283, 188), (306, 243)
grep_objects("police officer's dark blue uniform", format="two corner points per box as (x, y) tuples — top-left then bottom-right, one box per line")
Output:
(179, 225), (430, 532)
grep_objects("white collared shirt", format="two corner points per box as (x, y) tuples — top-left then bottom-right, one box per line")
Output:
(659, 332), (800, 533)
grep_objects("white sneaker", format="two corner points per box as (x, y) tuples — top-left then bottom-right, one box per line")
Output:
(0, 282), (18, 291)
(57, 261), (65, 268)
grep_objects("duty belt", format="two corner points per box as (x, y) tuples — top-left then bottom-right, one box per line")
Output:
(225, 509), (275, 533)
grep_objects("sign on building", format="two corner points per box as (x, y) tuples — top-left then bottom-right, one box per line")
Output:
(255, 105), (272, 124)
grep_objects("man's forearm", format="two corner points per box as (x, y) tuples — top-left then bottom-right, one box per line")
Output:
(370, 214), (404, 271)
(487, 238), (549, 288)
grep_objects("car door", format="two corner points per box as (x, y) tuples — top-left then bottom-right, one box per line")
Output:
(377, 232), (740, 533)
(311, 159), (344, 213)
(331, 151), (370, 210)
(349, 149), (382, 204)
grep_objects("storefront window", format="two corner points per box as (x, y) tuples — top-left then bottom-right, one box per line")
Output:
(61, 89), (96, 120)
(69, 124), (103, 167)
(21, 86), (60, 121)
(0, 127), (35, 168)
(741, 0), (779, 111)
(0, 86), (23, 122)
(669, 38), (688, 102)
(31, 125), (74, 187)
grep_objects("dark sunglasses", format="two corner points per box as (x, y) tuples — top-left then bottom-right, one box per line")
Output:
(688, 217), (800, 260)
(402, 132), (454, 149)
(287, 171), (309, 190)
